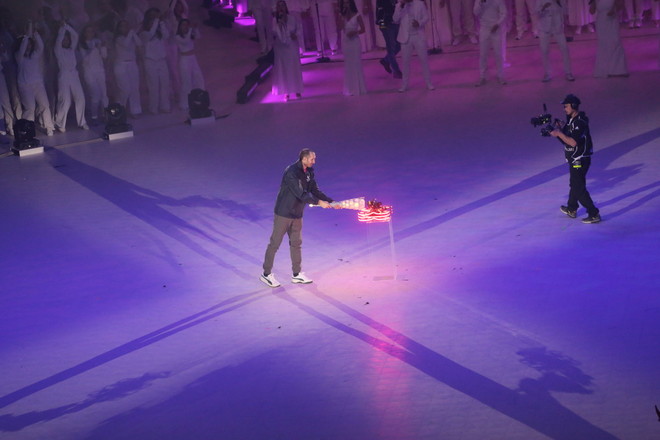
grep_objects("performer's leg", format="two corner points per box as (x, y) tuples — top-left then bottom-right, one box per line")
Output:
(289, 218), (303, 275)
(263, 215), (292, 275)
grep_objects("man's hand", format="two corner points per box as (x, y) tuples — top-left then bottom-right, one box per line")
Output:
(549, 129), (562, 138)
(318, 200), (331, 208)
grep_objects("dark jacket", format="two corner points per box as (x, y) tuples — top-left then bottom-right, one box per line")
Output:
(274, 160), (333, 219)
(561, 111), (593, 163)
(376, 0), (397, 27)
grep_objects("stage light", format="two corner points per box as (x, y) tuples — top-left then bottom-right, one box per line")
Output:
(103, 103), (133, 140)
(188, 89), (216, 125)
(237, 51), (273, 104)
(11, 119), (43, 156)
(189, 88), (212, 118)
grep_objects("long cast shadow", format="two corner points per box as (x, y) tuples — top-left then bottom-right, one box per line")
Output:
(0, 290), (268, 410)
(47, 149), (263, 276)
(0, 372), (170, 431)
(354, 127), (660, 256)
(277, 285), (619, 440)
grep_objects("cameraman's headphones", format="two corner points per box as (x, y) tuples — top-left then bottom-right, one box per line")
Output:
(561, 94), (581, 110)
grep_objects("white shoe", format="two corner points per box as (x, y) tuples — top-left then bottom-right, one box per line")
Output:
(292, 272), (313, 284)
(426, 84), (435, 91)
(565, 73), (575, 81)
(451, 37), (461, 46)
(46, 129), (54, 136)
(542, 74), (552, 82)
(260, 273), (281, 288)
(469, 35), (478, 44)
(397, 87), (406, 93)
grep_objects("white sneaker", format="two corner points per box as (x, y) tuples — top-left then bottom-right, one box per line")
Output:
(260, 273), (281, 288)
(292, 272), (313, 284)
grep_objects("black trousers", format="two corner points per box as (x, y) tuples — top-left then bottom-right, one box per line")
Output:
(567, 157), (599, 216)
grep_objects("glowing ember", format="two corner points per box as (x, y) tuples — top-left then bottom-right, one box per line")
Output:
(358, 200), (393, 223)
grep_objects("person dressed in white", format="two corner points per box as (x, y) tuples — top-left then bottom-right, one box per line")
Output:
(272, 0), (304, 100)
(567, 0), (595, 34)
(54, 22), (88, 132)
(473, 0), (507, 85)
(17, 23), (55, 136)
(175, 19), (205, 110)
(393, 0), (435, 92)
(311, 0), (339, 55)
(164, 0), (189, 110)
(286, 0), (310, 55)
(623, 0), (644, 27)
(140, 8), (172, 114)
(536, 0), (574, 82)
(0, 65), (15, 136)
(113, 20), (142, 116)
(514, 0), (539, 39)
(248, 0), (274, 54)
(339, 0), (367, 95)
(355, 0), (376, 52)
(79, 25), (109, 125)
(591, 0), (628, 77)
(445, 0), (478, 45)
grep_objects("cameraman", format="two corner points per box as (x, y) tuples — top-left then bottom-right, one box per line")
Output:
(550, 94), (601, 223)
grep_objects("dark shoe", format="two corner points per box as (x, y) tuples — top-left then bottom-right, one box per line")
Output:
(560, 205), (577, 218)
(582, 214), (601, 224)
(379, 58), (392, 74)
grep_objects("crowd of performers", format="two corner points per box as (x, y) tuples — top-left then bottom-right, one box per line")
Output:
(264, 0), (658, 99)
(0, 0), (205, 137)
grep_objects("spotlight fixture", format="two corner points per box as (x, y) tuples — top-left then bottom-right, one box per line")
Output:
(103, 103), (133, 140)
(188, 89), (215, 125)
(11, 119), (43, 156)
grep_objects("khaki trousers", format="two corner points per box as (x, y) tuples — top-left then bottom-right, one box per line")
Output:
(263, 215), (303, 275)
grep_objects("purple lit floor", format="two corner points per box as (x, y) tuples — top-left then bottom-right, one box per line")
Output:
(1, 13), (659, 440)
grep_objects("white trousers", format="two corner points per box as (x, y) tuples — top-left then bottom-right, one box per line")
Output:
(450, 0), (476, 37)
(538, 30), (572, 76)
(515, 0), (539, 35)
(83, 68), (109, 120)
(253, 6), (274, 53)
(55, 71), (87, 129)
(179, 54), (205, 109)
(18, 81), (54, 131)
(624, 0), (644, 21)
(479, 24), (503, 79)
(145, 58), (171, 114)
(400, 33), (433, 89)
(114, 60), (142, 115)
(312, 9), (338, 52)
(0, 71), (16, 134)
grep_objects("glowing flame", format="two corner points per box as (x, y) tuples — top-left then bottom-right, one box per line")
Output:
(358, 200), (392, 223)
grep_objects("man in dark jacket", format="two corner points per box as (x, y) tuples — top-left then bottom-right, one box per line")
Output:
(550, 94), (601, 224)
(260, 149), (334, 287)
(376, 0), (402, 78)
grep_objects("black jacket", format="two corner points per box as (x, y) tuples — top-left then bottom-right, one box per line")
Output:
(274, 160), (333, 219)
(376, 0), (397, 27)
(561, 111), (593, 163)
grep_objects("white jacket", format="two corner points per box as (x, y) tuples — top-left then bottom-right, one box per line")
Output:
(393, 0), (429, 43)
